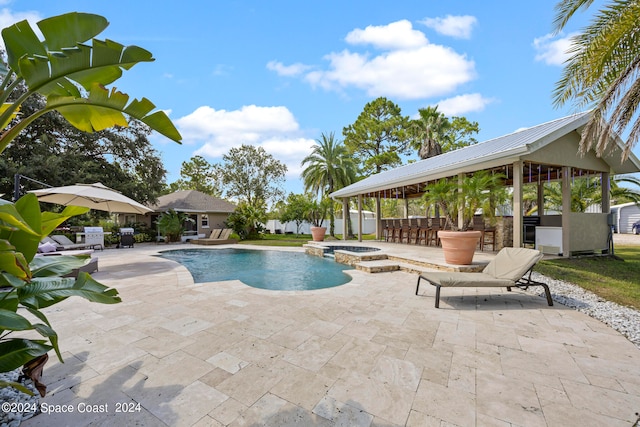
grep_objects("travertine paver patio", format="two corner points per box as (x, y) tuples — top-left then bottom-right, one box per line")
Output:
(21, 242), (640, 426)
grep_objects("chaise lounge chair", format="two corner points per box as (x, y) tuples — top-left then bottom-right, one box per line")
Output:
(49, 235), (100, 251)
(218, 228), (232, 240)
(415, 247), (553, 308)
(35, 242), (98, 277)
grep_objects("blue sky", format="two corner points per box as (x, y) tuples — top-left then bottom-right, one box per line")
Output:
(3, 0), (627, 195)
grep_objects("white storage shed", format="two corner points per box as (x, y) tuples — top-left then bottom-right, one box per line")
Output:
(611, 202), (640, 234)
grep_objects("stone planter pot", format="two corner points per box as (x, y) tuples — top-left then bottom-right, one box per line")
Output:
(438, 230), (482, 265)
(310, 226), (327, 242)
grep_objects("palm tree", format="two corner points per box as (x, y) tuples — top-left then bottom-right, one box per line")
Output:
(610, 175), (640, 204)
(301, 132), (357, 236)
(532, 175), (640, 214)
(552, 0), (640, 160)
(410, 106), (450, 159)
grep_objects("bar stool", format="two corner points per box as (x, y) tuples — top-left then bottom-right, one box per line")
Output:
(382, 219), (391, 242)
(426, 223), (440, 246)
(398, 219), (410, 244)
(482, 227), (497, 251)
(409, 218), (420, 244)
(408, 219), (419, 244)
(391, 220), (402, 243)
(416, 218), (430, 245)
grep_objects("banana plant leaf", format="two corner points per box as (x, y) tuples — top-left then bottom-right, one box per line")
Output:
(47, 84), (181, 141)
(1, 194), (89, 262)
(17, 273), (120, 310)
(2, 13), (131, 92)
(0, 308), (33, 331)
(0, 339), (52, 373)
(0, 307), (59, 362)
(0, 12), (181, 149)
(0, 380), (34, 396)
(29, 254), (91, 278)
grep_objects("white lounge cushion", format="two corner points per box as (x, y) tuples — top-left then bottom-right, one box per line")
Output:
(38, 241), (57, 253)
(421, 271), (514, 288)
(482, 247), (543, 282)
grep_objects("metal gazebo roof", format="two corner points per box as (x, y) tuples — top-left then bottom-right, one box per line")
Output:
(331, 112), (640, 199)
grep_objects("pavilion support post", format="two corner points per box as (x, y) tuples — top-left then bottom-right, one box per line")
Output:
(342, 197), (349, 241)
(404, 197), (409, 219)
(512, 161), (523, 247)
(562, 166), (571, 257)
(357, 194), (363, 242)
(537, 180), (545, 216)
(376, 195), (382, 240)
(601, 172), (610, 213)
(457, 173), (464, 229)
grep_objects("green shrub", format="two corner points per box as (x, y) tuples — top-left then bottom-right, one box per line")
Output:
(134, 233), (152, 243)
(158, 210), (193, 242)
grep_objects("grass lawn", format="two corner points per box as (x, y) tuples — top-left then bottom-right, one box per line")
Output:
(535, 245), (640, 310)
(237, 233), (311, 247)
(237, 234), (640, 310)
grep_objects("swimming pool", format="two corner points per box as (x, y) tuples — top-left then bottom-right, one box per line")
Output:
(159, 248), (354, 291)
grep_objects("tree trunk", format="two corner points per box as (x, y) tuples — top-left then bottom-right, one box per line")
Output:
(419, 140), (442, 159)
(329, 207), (335, 236)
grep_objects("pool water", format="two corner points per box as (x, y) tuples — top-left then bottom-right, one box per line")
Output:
(159, 248), (354, 291)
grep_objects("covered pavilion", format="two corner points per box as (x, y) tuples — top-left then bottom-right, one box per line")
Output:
(331, 112), (640, 257)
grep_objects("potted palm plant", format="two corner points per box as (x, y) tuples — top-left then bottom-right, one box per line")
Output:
(307, 196), (330, 241)
(422, 170), (506, 264)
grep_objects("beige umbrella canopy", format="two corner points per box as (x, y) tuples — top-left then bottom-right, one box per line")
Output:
(29, 183), (152, 214)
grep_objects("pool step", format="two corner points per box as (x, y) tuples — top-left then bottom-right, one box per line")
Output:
(355, 260), (399, 273)
(355, 260), (444, 274)
(334, 251), (388, 266)
(386, 255), (485, 273)
(355, 257), (485, 274)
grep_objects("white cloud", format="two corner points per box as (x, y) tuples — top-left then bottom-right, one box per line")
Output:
(270, 20), (476, 100)
(212, 64), (233, 76)
(345, 19), (428, 50)
(305, 45), (475, 99)
(267, 60), (312, 77)
(260, 137), (317, 178)
(435, 93), (495, 116)
(420, 15), (477, 39)
(175, 105), (315, 178)
(533, 32), (577, 66)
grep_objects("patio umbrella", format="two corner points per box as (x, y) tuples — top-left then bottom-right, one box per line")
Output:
(29, 183), (153, 214)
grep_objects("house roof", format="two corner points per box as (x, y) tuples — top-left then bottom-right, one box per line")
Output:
(331, 112), (640, 199)
(150, 190), (236, 213)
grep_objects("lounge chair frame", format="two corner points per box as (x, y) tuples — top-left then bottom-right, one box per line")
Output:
(415, 248), (553, 308)
(43, 236), (100, 251)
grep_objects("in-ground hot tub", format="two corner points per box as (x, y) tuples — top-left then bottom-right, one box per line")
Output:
(320, 245), (381, 255)
(304, 244), (384, 267)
